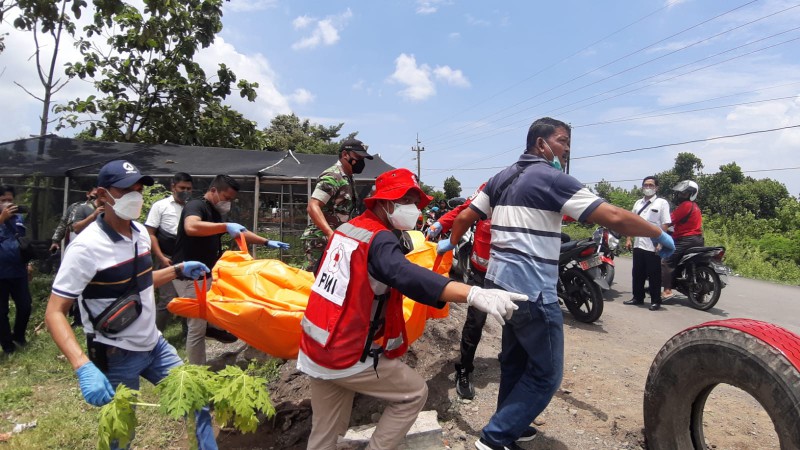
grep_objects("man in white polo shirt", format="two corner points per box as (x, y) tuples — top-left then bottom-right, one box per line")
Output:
(44, 160), (217, 450)
(145, 172), (193, 331)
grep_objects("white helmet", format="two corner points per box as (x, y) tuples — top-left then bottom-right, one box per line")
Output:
(672, 180), (699, 201)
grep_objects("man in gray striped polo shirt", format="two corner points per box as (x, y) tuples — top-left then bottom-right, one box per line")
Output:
(462, 117), (675, 450)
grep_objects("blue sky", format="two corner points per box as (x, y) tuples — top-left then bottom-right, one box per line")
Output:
(2, 0), (800, 197)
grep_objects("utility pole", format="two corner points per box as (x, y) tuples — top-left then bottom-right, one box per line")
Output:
(411, 134), (424, 182)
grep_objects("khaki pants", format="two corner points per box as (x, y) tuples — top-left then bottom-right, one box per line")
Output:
(307, 357), (428, 450)
(173, 278), (212, 365)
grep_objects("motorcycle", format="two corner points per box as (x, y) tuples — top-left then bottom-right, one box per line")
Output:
(592, 226), (620, 289)
(670, 246), (730, 310)
(448, 225), (474, 284)
(558, 235), (606, 323)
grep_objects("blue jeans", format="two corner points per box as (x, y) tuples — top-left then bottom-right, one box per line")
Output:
(105, 336), (217, 450)
(481, 287), (564, 446)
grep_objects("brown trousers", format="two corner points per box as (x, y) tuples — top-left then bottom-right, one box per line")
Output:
(307, 357), (428, 450)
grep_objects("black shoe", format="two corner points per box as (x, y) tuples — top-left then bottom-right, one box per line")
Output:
(13, 339), (27, 349)
(455, 365), (475, 399)
(205, 327), (238, 344)
(623, 299), (644, 305)
(2, 344), (15, 355)
(475, 438), (523, 450)
(517, 425), (538, 442)
(650, 303), (662, 311)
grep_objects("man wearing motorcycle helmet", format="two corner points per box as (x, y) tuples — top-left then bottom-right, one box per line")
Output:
(662, 180), (704, 300)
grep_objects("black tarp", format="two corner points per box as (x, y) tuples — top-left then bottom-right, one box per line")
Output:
(0, 135), (396, 179)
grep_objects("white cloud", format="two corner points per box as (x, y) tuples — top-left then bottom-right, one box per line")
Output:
(224, 0), (278, 13)
(448, 32), (461, 40)
(292, 15), (314, 30)
(291, 9), (353, 50)
(416, 0), (452, 15)
(466, 14), (491, 27)
(290, 88), (315, 105)
(195, 38), (292, 123)
(388, 54), (470, 101)
(434, 66), (471, 87)
(388, 54), (436, 101)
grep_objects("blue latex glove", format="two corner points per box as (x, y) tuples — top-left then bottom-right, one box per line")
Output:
(436, 239), (456, 255)
(182, 261), (210, 280)
(265, 240), (290, 250)
(225, 222), (246, 238)
(76, 361), (115, 406)
(651, 230), (676, 259)
(426, 222), (442, 240)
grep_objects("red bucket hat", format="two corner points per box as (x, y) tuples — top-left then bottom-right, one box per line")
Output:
(364, 168), (433, 209)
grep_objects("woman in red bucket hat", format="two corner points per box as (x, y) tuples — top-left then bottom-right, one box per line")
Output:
(298, 167), (527, 449)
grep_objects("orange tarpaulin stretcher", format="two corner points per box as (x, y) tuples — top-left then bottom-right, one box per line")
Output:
(168, 232), (453, 359)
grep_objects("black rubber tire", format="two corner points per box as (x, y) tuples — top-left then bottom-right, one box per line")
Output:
(560, 268), (603, 323)
(686, 265), (721, 311)
(599, 262), (615, 289)
(644, 325), (800, 450)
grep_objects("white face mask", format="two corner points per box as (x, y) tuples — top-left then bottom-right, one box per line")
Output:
(384, 202), (420, 230)
(213, 191), (232, 215)
(643, 188), (656, 197)
(108, 190), (144, 220)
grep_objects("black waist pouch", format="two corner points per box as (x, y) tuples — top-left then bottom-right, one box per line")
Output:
(85, 291), (142, 336)
(156, 228), (177, 257)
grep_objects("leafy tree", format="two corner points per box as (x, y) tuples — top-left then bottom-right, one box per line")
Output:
(420, 181), (445, 204)
(12, 0), (110, 136)
(443, 175), (461, 199)
(262, 113), (343, 154)
(55, 0), (259, 147)
(593, 180), (637, 211)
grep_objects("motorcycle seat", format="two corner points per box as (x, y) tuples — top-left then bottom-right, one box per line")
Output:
(686, 246), (724, 254)
(560, 241), (579, 252)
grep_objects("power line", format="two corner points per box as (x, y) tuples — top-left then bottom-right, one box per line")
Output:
(426, 23), (800, 153)
(418, 0), (683, 135)
(423, 0), (760, 146)
(573, 124), (800, 160)
(423, 124), (800, 172)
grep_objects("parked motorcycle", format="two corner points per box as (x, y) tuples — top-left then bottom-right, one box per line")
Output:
(592, 226), (620, 289)
(670, 246), (730, 310)
(558, 235), (606, 323)
(449, 225), (474, 284)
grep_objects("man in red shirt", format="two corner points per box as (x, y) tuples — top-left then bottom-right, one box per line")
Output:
(662, 180), (704, 299)
(427, 182), (490, 400)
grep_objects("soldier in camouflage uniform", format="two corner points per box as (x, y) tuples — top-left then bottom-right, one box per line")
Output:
(302, 138), (373, 272)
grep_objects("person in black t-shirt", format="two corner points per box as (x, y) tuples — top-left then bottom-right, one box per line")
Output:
(172, 175), (289, 365)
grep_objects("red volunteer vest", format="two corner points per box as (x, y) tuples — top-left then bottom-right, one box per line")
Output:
(470, 219), (491, 273)
(300, 211), (409, 370)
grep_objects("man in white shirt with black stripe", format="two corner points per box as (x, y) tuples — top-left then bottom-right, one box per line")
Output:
(624, 176), (671, 311)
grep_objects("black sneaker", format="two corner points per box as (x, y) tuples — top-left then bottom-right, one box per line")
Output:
(517, 425), (538, 442)
(455, 365), (475, 399)
(205, 326), (238, 344)
(623, 298), (644, 305)
(474, 438), (523, 450)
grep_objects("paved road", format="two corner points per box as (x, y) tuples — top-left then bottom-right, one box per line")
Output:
(599, 256), (800, 336)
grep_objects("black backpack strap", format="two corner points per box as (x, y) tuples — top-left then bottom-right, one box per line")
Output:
(82, 242), (139, 328)
(360, 292), (391, 376)
(636, 199), (652, 216)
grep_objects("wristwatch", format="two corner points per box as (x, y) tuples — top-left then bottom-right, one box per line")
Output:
(173, 264), (183, 279)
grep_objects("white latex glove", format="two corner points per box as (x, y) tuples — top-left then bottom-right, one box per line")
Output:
(466, 286), (526, 325)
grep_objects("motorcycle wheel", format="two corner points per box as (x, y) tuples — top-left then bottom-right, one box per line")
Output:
(559, 268), (603, 323)
(599, 262), (615, 288)
(686, 265), (722, 311)
(644, 320), (800, 449)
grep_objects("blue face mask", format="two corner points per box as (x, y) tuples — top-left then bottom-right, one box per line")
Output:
(542, 140), (563, 171)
